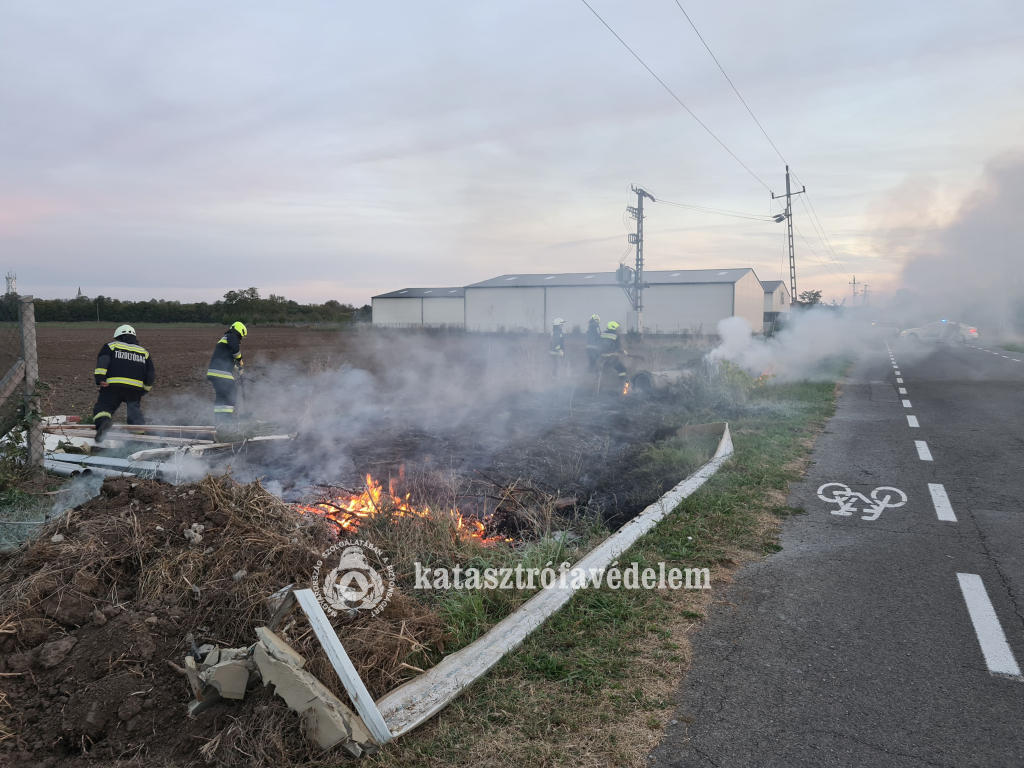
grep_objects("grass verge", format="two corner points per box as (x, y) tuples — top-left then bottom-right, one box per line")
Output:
(363, 376), (840, 768)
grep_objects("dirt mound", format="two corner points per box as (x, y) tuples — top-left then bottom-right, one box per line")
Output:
(0, 476), (444, 767)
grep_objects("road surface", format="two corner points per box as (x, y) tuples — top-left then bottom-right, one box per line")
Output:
(651, 340), (1024, 767)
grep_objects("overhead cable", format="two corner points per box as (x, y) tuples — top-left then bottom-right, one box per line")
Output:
(578, 0), (773, 193)
(655, 199), (776, 221)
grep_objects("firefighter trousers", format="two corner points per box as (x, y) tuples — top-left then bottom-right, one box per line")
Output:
(93, 385), (145, 440)
(208, 375), (237, 422)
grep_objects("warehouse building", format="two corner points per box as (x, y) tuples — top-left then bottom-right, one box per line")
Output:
(371, 287), (465, 327)
(463, 268), (765, 334)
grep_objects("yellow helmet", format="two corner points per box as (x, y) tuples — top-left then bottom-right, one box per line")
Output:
(230, 321), (248, 338)
(606, 321), (620, 331)
(590, 314), (601, 322)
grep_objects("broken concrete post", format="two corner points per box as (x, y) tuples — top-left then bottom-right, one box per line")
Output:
(184, 644), (259, 715)
(252, 627), (375, 757)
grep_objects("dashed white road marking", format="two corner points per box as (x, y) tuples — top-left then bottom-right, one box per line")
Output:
(907, 415), (919, 427)
(956, 574), (1022, 678)
(896, 378), (903, 383)
(914, 440), (933, 461)
(928, 483), (956, 522)
(899, 387), (907, 394)
(895, 370), (901, 375)
(902, 399), (912, 408)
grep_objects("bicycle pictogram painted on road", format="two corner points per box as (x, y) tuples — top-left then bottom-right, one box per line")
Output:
(817, 483), (908, 521)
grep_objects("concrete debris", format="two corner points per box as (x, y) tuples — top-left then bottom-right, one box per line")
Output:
(252, 627), (375, 757)
(185, 644), (259, 716)
(183, 523), (205, 544)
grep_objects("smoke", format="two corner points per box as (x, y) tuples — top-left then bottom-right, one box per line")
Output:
(708, 312), (873, 382)
(142, 330), (566, 489)
(894, 154), (1024, 335)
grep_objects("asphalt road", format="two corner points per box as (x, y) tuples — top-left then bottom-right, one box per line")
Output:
(650, 340), (1024, 767)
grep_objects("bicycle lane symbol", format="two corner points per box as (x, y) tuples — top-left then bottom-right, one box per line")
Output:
(817, 483), (908, 521)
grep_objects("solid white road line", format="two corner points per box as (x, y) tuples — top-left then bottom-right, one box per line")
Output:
(907, 415), (919, 427)
(915, 440), (933, 461)
(902, 399), (912, 408)
(928, 483), (956, 522)
(896, 378), (903, 383)
(956, 574), (1023, 677)
(899, 388), (908, 394)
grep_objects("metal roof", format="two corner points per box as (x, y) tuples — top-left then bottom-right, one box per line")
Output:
(761, 280), (790, 294)
(465, 268), (756, 289)
(372, 287), (465, 299)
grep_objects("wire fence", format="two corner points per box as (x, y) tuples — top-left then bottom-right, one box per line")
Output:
(0, 294), (23, 435)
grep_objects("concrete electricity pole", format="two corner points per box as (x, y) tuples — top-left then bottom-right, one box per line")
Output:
(772, 166), (805, 301)
(622, 185), (655, 332)
(849, 275), (859, 301)
(862, 284), (870, 306)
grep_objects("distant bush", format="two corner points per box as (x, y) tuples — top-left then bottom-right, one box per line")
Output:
(34, 288), (370, 325)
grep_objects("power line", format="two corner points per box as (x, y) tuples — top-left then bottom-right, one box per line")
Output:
(667, 3), (849, 278)
(578, 0), (773, 193)
(671, 1), (787, 166)
(655, 199), (776, 221)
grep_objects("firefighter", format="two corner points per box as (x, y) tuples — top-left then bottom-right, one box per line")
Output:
(550, 318), (566, 379)
(600, 320), (628, 391)
(92, 325), (155, 442)
(586, 314), (602, 372)
(207, 321), (247, 423)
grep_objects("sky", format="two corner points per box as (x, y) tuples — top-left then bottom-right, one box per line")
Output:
(2, 0), (1023, 307)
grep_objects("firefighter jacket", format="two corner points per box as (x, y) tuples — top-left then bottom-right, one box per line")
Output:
(550, 328), (564, 357)
(586, 321), (602, 350)
(600, 329), (622, 357)
(208, 330), (243, 380)
(94, 337), (155, 393)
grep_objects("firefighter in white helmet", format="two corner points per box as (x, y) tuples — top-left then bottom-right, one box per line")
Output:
(550, 318), (566, 379)
(92, 324), (156, 442)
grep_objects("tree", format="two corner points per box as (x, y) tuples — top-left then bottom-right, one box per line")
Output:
(798, 289), (823, 306)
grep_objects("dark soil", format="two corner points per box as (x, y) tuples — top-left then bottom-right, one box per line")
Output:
(0, 476), (443, 768)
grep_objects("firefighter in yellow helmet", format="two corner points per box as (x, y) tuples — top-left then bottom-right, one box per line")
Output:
(600, 321), (628, 391)
(207, 322), (247, 423)
(550, 318), (566, 379)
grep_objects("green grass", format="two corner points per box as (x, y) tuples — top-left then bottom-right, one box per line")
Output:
(366, 376), (841, 767)
(1000, 343), (1024, 354)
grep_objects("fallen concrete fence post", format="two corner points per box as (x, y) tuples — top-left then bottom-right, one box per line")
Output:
(293, 589), (394, 745)
(375, 422), (733, 737)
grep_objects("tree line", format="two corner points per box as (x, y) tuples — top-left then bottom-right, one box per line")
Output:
(30, 288), (370, 324)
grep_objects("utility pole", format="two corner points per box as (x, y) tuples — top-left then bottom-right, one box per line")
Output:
(621, 185), (655, 332)
(849, 275), (859, 301)
(771, 166), (805, 301)
(862, 284), (870, 306)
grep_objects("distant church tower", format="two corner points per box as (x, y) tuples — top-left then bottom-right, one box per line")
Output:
(76, 287), (83, 298)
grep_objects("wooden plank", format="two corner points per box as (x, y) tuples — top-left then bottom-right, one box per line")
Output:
(375, 424), (734, 738)
(293, 589), (393, 745)
(0, 360), (25, 404)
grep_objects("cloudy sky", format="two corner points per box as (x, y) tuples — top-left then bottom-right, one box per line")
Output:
(2, 0), (1023, 306)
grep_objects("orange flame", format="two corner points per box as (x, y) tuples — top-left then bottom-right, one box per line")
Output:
(622, 382), (631, 395)
(295, 474), (504, 544)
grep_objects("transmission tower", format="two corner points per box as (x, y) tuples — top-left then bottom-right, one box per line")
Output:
(771, 167), (805, 301)
(4, 272), (15, 296)
(618, 185), (655, 332)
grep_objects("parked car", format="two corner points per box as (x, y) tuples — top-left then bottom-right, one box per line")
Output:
(900, 320), (978, 343)
(871, 320), (899, 339)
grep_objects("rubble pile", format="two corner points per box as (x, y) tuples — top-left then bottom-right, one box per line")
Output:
(0, 476), (444, 767)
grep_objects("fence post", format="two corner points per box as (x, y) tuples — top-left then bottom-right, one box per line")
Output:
(19, 296), (44, 467)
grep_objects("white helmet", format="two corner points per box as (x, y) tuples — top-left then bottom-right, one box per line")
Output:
(553, 318), (565, 326)
(114, 324), (136, 338)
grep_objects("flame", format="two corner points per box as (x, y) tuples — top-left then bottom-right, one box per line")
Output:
(622, 382), (631, 395)
(295, 474), (504, 544)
